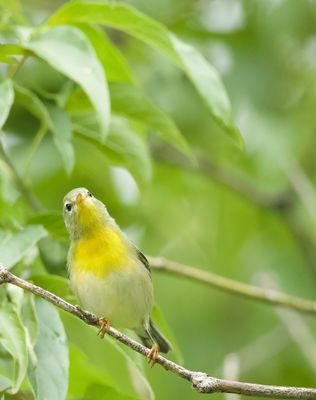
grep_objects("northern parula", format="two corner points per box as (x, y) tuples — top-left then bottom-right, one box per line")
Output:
(63, 187), (172, 359)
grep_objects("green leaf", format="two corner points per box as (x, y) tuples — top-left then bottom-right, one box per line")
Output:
(0, 79), (14, 130)
(110, 83), (191, 157)
(13, 83), (51, 129)
(47, 1), (243, 147)
(77, 24), (134, 83)
(26, 25), (110, 142)
(28, 211), (67, 241)
(68, 345), (112, 398)
(28, 299), (69, 400)
(76, 115), (152, 185)
(0, 300), (28, 393)
(0, 225), (47, 269)
(62, 313), (154, 400)
(46, 103), (74, 176)
(151, 304), (183, 364)
(85, 383), (139, 400)
(30, 274), (72, 301)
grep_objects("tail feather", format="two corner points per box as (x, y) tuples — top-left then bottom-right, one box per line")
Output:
(139, 319), (172, 354)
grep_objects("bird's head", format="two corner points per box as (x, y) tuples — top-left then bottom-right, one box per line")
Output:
(63, 187), (110, 240)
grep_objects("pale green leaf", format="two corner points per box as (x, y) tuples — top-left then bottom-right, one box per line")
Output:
(26, 25), (110, 142)
(0, 225), (47, 269)
(46, 103), (75, 175)
(47, 1), (243, 147)
(0, 301), (28, 393)
(77, 24), (134, 83)
(28, 299), (69, 400)
(0, 79), (14, 130)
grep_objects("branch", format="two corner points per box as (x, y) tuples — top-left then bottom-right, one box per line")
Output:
(149, 257), (316, 316)
(0, 266), (315, 399)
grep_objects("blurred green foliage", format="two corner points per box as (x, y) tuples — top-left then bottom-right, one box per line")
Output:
(1, 0), (316, 399)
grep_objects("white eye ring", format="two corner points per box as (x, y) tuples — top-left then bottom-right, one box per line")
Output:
(65, 202), (72, 212)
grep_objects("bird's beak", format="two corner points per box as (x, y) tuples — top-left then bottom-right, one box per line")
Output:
(76, 192), (87, 205)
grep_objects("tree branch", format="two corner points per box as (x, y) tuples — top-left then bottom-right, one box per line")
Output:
(149, 256), (316, 316)
(0, 266), (315, 399)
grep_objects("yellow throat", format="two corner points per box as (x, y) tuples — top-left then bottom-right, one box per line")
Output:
(70, 199), (129, 278)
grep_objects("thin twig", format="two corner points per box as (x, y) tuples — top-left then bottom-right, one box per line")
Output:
(148, 256), (316, 315)
(0, 266), (315, 399)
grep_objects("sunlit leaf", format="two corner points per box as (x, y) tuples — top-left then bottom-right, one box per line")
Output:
(77, 24), (134, 83)
(26, 25), (110, 142)
(0, 79), (14, 130)
(0, 225), (47, 269)
(28, 299), (68, 400)
(46, 103), (74, 176)
(0, 300), (28, 393)
(47, 0), (243, 147)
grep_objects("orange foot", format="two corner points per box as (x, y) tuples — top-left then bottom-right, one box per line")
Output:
(147, 343), (159, 367)
(97, 317), (110, 339)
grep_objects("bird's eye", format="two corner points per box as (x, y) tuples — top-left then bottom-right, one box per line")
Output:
(65, 203), (72, 212)
(87, 191), (93, 197)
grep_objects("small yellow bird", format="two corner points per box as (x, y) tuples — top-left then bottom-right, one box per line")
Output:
(63, 187), (171, 360)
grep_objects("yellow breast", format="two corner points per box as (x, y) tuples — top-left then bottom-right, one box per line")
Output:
(70, 227), (129, 278)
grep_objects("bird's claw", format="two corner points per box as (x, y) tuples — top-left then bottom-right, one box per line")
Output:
(97, 317), (110, 339)
(147, 344), (159, 367)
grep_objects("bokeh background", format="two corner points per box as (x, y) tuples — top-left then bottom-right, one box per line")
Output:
(1, 0), (316, 399)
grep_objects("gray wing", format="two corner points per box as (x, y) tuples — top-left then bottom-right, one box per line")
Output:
(136, 248), (151, 274)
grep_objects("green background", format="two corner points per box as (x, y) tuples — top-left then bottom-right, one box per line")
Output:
(1, 0), (316, 399)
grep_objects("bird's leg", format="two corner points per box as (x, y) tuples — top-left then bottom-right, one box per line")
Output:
(97, 317), (110, 339)
(147, 343), (159, 367)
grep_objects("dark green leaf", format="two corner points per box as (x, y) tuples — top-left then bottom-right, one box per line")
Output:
(26, 26), (110, 142)
(13, 83), (51, 129)
(0, 79), (14, 130)
(47, 1), (243, 147)
(0, 225), (47, 269)
(28, 299), (68, 400)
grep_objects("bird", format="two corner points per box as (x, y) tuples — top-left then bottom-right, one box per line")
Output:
(63, 187), (172, 362)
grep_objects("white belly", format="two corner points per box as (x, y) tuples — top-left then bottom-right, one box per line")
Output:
(71, 265), (153, 330)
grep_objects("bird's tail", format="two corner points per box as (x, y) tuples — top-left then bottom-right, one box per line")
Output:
(138, 319), (172, 354)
